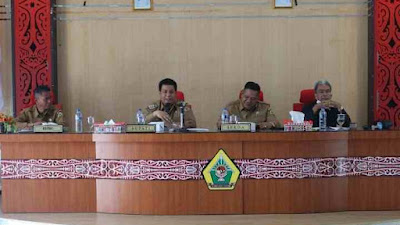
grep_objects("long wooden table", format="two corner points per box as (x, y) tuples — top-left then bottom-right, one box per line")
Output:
(1, 131), (400, 214)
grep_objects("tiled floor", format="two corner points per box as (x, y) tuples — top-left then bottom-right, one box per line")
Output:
(1, 211), (400, 225)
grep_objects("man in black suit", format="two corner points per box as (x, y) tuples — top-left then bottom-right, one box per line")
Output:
(302, 80), (351, 127)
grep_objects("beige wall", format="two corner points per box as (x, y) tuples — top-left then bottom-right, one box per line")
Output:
(0, 0), (12, 115)
(55, 0), (368, 129)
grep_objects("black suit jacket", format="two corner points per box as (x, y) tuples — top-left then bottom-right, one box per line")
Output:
(302, 101), (351, 127)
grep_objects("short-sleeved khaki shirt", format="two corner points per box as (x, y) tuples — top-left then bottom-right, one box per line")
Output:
(16, 105), (64, 128)
(144, 100), (197, 128)
(225, 100), (281, 128)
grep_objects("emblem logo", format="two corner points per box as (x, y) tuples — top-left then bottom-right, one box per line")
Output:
(202, 149), (240, 190)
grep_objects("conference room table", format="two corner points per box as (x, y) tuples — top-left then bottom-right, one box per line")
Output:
(1, 130), (400, 215)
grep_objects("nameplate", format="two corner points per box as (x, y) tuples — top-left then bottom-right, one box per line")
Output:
(126, 124), (156, 133)
(221, 123), (251, 132)
(34, 125), (63, 133)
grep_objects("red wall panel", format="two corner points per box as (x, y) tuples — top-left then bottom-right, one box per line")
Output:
(374, 0), (400, 128)
(13, 0), (53, 114)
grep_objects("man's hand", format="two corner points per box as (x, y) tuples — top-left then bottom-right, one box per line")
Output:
(323, 100), (341, 109)
(312, 100), (342, 114)
(312, 102), (323, 114)
(28, 121), (43, 127)
(152, 110), (173, 124)
(258, 122), (275, 130)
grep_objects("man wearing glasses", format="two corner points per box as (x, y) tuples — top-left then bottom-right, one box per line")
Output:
(302, 80), (351, 127)
(217, 81), (280, 130)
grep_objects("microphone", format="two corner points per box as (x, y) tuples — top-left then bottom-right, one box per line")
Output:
(179, 102), (186, 128)
(164, 103), (172, 113)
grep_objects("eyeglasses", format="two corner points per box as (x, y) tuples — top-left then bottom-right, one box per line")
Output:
(316, 89), (331, 94)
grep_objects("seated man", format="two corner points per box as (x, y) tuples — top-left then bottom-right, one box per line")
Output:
(302, 80), (351, 127)
(144, 78), (196, 128)
(218, 81), (280, 130)
(16, 85), (64, 128)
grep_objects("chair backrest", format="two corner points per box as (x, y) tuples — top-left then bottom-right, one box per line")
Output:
(238, 90), (264, 102)
(300, 89), (315, 104)
(54, 104), (63, 110)
(176, 91), (185, 101)
(293, 89), (316, 112)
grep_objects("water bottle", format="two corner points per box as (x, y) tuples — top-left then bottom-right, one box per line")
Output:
(221, 108), (229, 124)
(75, 108), (83, 133)
(136, 109), (145, 125)
(319, 107), (327, 131)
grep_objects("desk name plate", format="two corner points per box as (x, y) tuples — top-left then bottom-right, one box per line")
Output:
(33, 125), (63, 133)
(126, 124), (156, 133)
(221, 123), (251, 132)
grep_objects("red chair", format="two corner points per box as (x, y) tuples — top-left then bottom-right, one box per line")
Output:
(176, 91), (185, 101)
(293, 89), (315, 111)
(54, 104), (63, 110)
(239, 90), (264, 102)
(176, 91), (192, 109)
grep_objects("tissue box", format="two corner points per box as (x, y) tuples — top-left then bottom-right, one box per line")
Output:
(284, 120), (313, 132)
(94, 122), (126, 133)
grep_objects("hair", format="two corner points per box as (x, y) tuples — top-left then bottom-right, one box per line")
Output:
(314, 80), (332, 92)
(34, 85), (51, 99)
(158, 78), (177, 91)
(244, 81), (260, 93)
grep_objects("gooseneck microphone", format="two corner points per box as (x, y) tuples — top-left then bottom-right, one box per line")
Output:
(164, 103), (172, 113)
(180, 102), (186, 129)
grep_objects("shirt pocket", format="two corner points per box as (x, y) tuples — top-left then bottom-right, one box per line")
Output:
(255, 111), (266, 123)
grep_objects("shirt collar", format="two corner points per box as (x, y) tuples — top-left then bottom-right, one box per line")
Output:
(159, 101), (177, 114)
(33, 105), (50, 118)
(239, 100), (258, 112)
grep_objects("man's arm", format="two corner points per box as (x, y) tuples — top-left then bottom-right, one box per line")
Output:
(145, 111), (159, 123)
(327, 100), (351, 127)
(258, 108), (280, 129)
(144, 103), (160, 123)
(184, 105), (197, 128)
(15, 110), (30, 128)
(15, 111), (42, 128)
(54, 110), (65, 125)
(302, 104), (315, 121)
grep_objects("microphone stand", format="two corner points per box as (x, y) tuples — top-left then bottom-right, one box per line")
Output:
(178, 102), (188, 132)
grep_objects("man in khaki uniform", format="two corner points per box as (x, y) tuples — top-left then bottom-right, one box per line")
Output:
(218, 82), (280, 130)
(16, 85), (64, 128)
(144, 78), (196, 128)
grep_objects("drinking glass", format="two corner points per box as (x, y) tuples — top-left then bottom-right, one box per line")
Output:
(87, 116), (95, 133)
(337, 114), (346, 130)
(229, 115), (238, 124)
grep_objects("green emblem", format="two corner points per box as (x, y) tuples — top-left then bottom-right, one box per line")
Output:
(202, 149), (240, 191)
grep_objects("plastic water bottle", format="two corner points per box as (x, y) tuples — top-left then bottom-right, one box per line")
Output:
(136, 109), (145, 125)
(221, 108), (229, 124)
(75, 108), (83, 133)
(319, 107), (327, 131)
